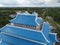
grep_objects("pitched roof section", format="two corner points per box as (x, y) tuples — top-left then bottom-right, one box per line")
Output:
(0, 22), (58, 45)
(0, 33), (46, 45)
(0, 25), (48, 43)
(41, 22), (58, 42)
(49, 33), (58, 42)
(0, 41), (10, 45)
(10, 12), (39, 26)
(42, 22), (51, 41)
(37, 17), (44, 24)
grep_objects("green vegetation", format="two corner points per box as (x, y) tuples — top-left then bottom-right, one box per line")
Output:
(0, 7), (60, 37)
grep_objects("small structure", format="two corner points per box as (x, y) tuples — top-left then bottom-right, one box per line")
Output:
(9, 12), (17, 18)
(0, 11), (58, 45)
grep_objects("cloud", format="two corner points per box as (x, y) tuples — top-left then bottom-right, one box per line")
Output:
(0, 0), (45, 5)
(0, 0), (18, 5)
(45, 0), (58, 4)
(0, 0), (45, 7)
(0, 4), (4, 7)
(0, 0), (60, 7)
(16, 0), (31, 4)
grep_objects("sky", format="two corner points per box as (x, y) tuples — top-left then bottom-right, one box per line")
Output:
(0, 0), (60, 7)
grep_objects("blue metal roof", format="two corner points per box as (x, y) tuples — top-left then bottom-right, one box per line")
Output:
(10, 15), (39, 26)
(49, 33), (58, 42)
(0, 22), (58, 44)
(0, 11), (58, 45)
(42, 22), (58, 42)
(37, 17), (44, 24)
(0, 25), (48, 43)
(42, 22), (51, 41)
(0, 41), (10, 45)
(0, 33), (45, 45)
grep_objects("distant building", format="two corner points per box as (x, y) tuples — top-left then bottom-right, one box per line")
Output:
(0, 11), (58, 45)
(10, 12), (17, 18)
(10, 11), (31, 18)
